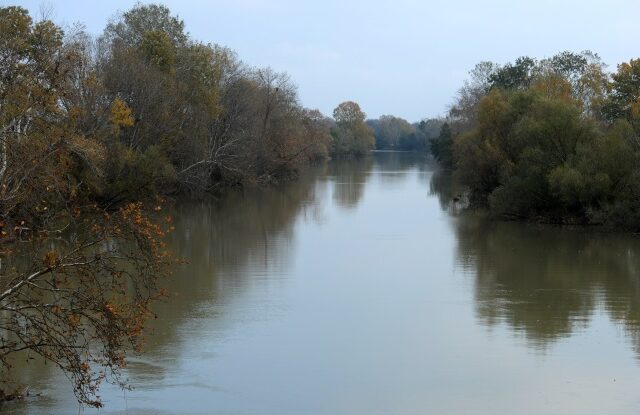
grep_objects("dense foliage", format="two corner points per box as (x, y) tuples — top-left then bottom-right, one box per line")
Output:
(0, 3), (374, 406)
(331, 101), (375, 156)
(432, 51), (640, 230)
(75, 5), (335, 196)
(367, 115), (443, 151)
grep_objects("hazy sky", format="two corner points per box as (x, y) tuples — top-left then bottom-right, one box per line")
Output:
(9, 0), (640, 121)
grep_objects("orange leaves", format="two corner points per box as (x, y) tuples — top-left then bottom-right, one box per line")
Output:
(68, 314), (81, 328)
(43, 250), (59, 268)
(120, 202), (169, 242)
(0, 7), (180, 409)
(104, 302), (118, 316)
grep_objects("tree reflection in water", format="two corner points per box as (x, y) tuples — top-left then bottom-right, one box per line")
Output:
(430, 169), (640, 354)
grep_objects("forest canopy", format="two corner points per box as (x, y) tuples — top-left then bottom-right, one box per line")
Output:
(430, 51), (640, 230)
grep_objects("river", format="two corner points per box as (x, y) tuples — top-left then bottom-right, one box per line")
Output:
(5, 152), (640, 414)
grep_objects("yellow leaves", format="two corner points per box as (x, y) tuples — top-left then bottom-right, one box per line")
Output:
(68, 105), (83, 121)
(617, 61), (634, 78)
(43, 250), (59, 268)
(105, 302), (118, 316)
(83, 72), (100, 89)
(631, 97), (640, 120)
(110, 98), (135, 132)
(610, 59), (640, 117)
(68, 135), (106, 164)
(478, 89), (508, 132)
(68, 314), (81, 327)
(532, 73), (574, 104)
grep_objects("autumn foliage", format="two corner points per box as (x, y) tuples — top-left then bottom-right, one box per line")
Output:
(433, 52), (640, 229)
(0, 5), (171, 407)
(0, 3), (377, 406)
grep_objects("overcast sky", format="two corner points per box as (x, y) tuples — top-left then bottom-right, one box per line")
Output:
(8, 0), (640, 121)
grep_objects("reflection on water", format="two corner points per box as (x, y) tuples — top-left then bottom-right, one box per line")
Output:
(330, 157), (372, 209)
(429, 166), (460, 211)
(5, 152), (640, 415)
(455, 217), (640, 352)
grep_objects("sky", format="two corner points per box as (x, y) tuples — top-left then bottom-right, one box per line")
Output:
(7, 0), (640, 122)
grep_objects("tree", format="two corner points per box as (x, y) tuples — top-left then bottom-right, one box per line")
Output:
(435, 51), (640, 230)
(0, 7), (173, 406)
(449, 62), (497, 124)
(430, 123), (454, 168)
(0, 6), (64, 183)
(300, 109), (332, 162)
(333, 101), (366, 125)
(331, 101), (374, 157)
(537, 51), (608, 115)
(602, 59), (640, 126)
(369, 115), (415, 150)
(98, 4), (327, 192)
(103, 3), (188, 49)
(415, 118), (445, 152)
(454, 88), (603, 218)
(488, 56), (537, 90)
(0, 203), (173, 407)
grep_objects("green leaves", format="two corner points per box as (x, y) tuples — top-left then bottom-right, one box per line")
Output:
(140, 30), (176, 70)
(331, 101), (375, 157)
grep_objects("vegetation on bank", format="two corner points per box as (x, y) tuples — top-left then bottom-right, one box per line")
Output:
(8, 0), (640, 408)
(367, 115), (443, 152)
(0, 3), (379, 407)
(430, 51), (640, 230)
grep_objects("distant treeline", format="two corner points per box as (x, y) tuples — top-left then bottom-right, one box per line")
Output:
(430, 51), (640, 230)
(367, 116), (444, 151)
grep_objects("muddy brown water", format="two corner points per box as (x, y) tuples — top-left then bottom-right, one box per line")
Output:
(5, 152), (640, 414)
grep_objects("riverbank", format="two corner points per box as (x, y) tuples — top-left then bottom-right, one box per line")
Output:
(9, 152), (640, 415)
(430, 52), (640, 232)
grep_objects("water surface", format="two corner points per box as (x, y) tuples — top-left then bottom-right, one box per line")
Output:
(6, 152), (640, 414)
